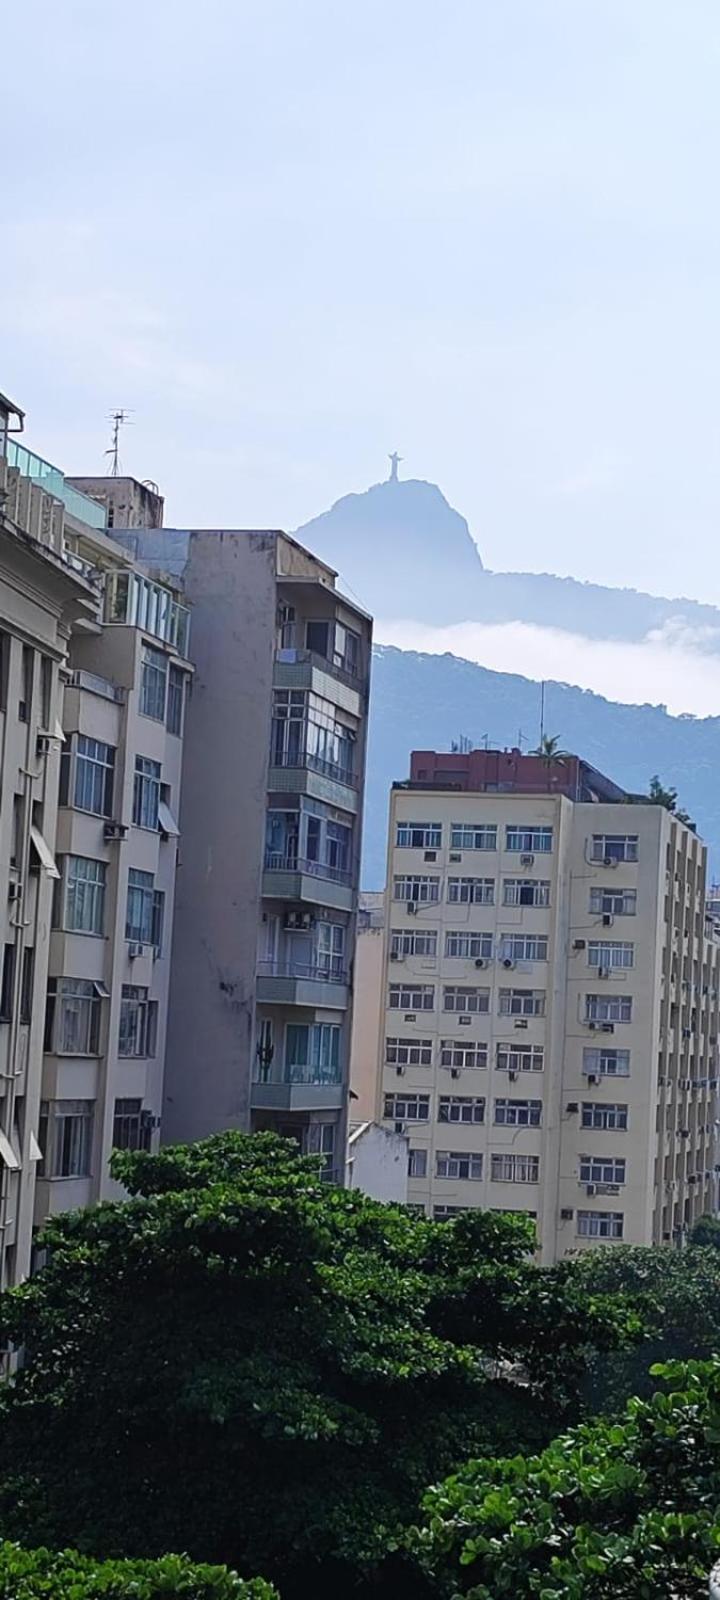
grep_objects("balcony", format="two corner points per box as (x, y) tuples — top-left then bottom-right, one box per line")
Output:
(274, 648), (364, 711)
(262, 851), (355, 911)
(268, 750), (358, 813)
(250, 1061), (345, 1112)
(256, 958), (348, 1010)
(7, 441), (106, 530)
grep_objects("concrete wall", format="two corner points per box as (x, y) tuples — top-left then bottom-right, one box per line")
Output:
(349, 891), (385, 1121)
(346, 1121), (408, 1203)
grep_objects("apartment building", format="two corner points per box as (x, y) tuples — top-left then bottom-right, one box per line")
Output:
(1, 394), (192, 1255)
(119, 525), (372, 1182)
(0, 395), (100, 1284)
(377, 747), (720, 1260)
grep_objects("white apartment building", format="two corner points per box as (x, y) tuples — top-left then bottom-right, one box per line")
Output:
(1, 394), (192, 1260)
(378, 751), (720, 1260)
(119, 526), (372, 1183)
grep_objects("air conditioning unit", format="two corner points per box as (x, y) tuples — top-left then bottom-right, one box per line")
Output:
(520, 853), (534, 867)
(502, 958), (515, 970)
(596, 1183), (620, 1196)
(389, 951), (401, 962)
(404, 1013), (416, 1023)
(104, 821), (128, 841)
(573, 939), (586, 951)
(128, 943), (145, 959)
(7, 881), (21, 903)
(450, 1067), (461, 1079)
(394, 1067), (406, 1079)
(424, 850), (437, 862)
(603, 856), (618, 868)
(514, 1019), (528, 1030)
(598, 966), (610, 979)
(601, 1023), (615, 1033)
(566, 1101), (579, 1113)
(407, 901), (418, 916)
(602, 913), (614, 927)
(587, 1073), (599, 1085)
(474, 957), (487, 969)
(508, 1068), (519, 1081)
(585, 1183), (597, 1195)
(284, 910), (313, 931)
(449, 852), (461, 862)
(560, 1207), (574, 1220)
(459, 1016), (472, 1026)
(394, 1121), (406, 1135)
(36, 732), (59, 756)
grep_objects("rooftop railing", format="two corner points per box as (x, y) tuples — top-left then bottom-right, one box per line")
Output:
(7, 441), (106, 530)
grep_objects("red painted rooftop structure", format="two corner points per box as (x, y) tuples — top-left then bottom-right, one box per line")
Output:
(404, 747), (627, 804)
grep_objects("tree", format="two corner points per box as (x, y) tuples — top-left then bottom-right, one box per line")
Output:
(531, 733), (569, 760)
(0, 1133), (638, 1599)
(646, 773), (691, 824)
(408, 1357), (720, 1598)
(0, 1543), (276, 1599)
(689, 1214), (720, 1249)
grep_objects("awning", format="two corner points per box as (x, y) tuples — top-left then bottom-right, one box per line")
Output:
(30, 826), (60, 879)
(0, 1130), (20, 1171)
(158, 800), (180, 837)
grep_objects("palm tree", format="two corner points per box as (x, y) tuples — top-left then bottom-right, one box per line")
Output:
(531, 733), (569, 761)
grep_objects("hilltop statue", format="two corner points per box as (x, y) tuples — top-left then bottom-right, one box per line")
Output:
(388, 451), (403, 482)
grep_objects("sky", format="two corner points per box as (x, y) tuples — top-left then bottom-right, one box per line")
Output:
(4, 1), (720, 613)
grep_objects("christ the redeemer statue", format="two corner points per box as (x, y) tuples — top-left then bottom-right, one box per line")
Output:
(388, 451), (403, 482)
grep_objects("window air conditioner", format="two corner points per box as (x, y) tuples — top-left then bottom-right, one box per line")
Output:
(514, 1019), (528, 1030)
(104, 821), (128, 841)
(128, 943), (145, 959)
(585, 1183), (597, 1195)
(404, 1013), (416, 1022)
(601, 1022), (615, 1033)
(389, 951), (401, 961)
(474, 957), (487, 969)
(459, 1015), (472, 1026)
(449, 852), (461, 862)
(394, 1121), (406, 1135)
(395, 1066), (406, 1077)
(502, 958), (515, 970)
(603, 856), (618, 868)
(407, 901), (417, 915)
(587, 1073), (599, 1085)
(587, 1020), (597, 1030)
(566, 1102), (579, 1113)
(598, 966), (610, 979)
(508, 1069), (519, 1080)
(573, 939), (586, 950)
(424, 850), (437, 862)
(602, 913), (614, 927)
(560, 1207), (574, 1220)
(450, 1067), (461, 1079)
(7, 882), (21, 902)
(520, 853), (534, 866)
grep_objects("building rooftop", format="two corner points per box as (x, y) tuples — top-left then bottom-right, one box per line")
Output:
(400, 747), (628, 804)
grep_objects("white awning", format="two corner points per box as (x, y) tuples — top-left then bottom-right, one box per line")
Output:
(158, 800), (180, 837)
(30, 826), (60, 879)
(28, 1133), (43, 1162)
(0, 1130), (20, 1171)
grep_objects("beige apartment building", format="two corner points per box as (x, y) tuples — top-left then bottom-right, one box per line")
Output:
(377, 748), (720, 1259)
(0, 392), (192, 1271)
(119, 524), (372, 1182)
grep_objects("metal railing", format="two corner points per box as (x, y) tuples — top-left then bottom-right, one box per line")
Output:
(7, 441), (106, 529)
(263, 850), (353, 886)
(257, 958), (348, 984)
(270, 749), (356, 787)
(275, 645), (362, 691)
(254, 1062), (343, 1087)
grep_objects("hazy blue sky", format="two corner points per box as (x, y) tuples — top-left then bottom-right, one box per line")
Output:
(4, 1), (720, 602)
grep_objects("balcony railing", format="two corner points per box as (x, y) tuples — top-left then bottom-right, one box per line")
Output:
(275, 646), (362, 692)
(263, 850), (353, 887)
(254, 1063), (342, 1087)
(271, 750), (356, 787)
(257, 958), (348, 984)
(7, 441), (106, 530)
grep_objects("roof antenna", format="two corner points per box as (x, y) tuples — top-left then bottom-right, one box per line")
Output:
(105, 409), (133, 476)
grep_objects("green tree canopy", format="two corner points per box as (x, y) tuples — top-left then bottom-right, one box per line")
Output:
(0, 1132), (638, 1598)
(0, 1543), (275, 1599)
(409, 1357), (720, 1598)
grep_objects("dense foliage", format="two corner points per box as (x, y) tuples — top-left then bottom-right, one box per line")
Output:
(0, 1543), (275, 1599)
(0, 1133), (637, 1598)
(409, 1357), (720, 1598)
(689, 1214), (720, 1249)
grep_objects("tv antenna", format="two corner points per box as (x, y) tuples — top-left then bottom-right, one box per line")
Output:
(451, 734), (472, 754)
(105, 409), (133, 477)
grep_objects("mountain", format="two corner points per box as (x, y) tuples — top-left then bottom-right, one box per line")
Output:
(363, 647), (720, 887)
(296, 475), (720, 644)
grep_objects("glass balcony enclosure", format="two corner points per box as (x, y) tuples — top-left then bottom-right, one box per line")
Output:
(105, 569), (190, 657)
(265, 802), (353, 885)
(7, 440), (106, 530)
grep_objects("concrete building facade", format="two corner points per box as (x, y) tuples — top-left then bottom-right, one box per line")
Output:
(124, 526), (372, 1182)
(349, 890), (385, 1122)
(377, 749), (720, 1259)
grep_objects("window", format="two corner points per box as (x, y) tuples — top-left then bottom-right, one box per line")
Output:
(498, 988), (545, 1017)
(591, 834), (638, 863)
(304, 619), (361, 678)
(503, 879), (550, 907)
(580, 1155), (626, 1185)
(496, 1043), (544, 1073)
(125, 869), (155, 945)
(38, 1099), (94, 1178)
(0, 944), (14, 1022)
(44, 979), (103, 1055)
(588, 941), (634, 969)
(316, 921), (346, 977)
(491, 1153), (540, 1183)
(20, 947), (34, 1024)
(304, 810), (353, 882)
(133, 756), (161, 830)
(444, 932), (493, 960)
(167, 665), (185, 736)
(40, 655), (52, 727)
(61, 735), (115, 818)
(408, 1148), (427, 1178)
(442, 986), (489, 1014)
(19, 644), (33, 722)
(396, 821), (442, 848)
(393, 875), (440, 903)
(499, 934), (548, 962)
(271, 689), (356, 784)
(440, 1040), (488, 1070)
(434, 1204), (468, 1219)
(383, 1092), (430, 1122)
(583, 1047), (630, 1077)
(113, 1098), (152, 1151)
(139, 646), (168, 721)
(285, 1023), (341, 1085)
(450, 823), (497, 851)
(577, 1210), (624, 1239)
(118, 986), (158, 1057)
(59, 856), (106, 936)
(585, 994), (633, 1023)
(505, 826), (553, 853)
(494, 1098), (542, 1127)
(151, 890), (165, 955)
(105, 571), (190, 655)
(391, 930), (438, 958)
(590, 888), (637, 916)
(436, 1150), (483, 1181)
(389, 983), (435, 1011)
(581, 1102), (628, 1131)
(385, 1037), (433, 1067)
(333, 622), (360, 676)
(304, 1122), (336, 1181)
(447, 877), (494, 905)
(438, 1095), (485, 1124)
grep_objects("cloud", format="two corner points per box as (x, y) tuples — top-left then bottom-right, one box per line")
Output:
(373, 615), (720, 719)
